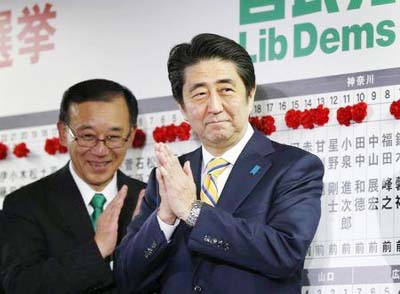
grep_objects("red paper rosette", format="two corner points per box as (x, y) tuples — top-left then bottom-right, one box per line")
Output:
(0, 142), (8, 160)
(44, 138), (57, 155)
(300, 109), (314, 129)
(351, 102), (367, 123)
(336, 106), (352, 126)
(165, 124), (178, 142)
(249, 115), (276, 135)
(132, 128), (146, 148)
(13, 142), (30, 158)
(153, 126), (167, 143)
(285, 109), (301, 129)
(44, 137), (68, 155)
(249, 117), (262, 131)
(337, 102), (368, 126)
(153, 122), (191, 143)
(54, 137), (68, 153)
(390, 99), (400, 119)
(311, 104), (330, 126)
(260, 115), (276, 135)
(176, 122), (191, 141)
(285, 104), (329, 129)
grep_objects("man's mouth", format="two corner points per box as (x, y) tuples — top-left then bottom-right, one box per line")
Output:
(88, 161), (111, 169)
(206, 118), (229, 125)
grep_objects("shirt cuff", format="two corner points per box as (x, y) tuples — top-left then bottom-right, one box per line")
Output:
(157, 215), (180, 241)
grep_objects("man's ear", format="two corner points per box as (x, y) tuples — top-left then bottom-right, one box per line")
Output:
(127, 128), (136, 145)
(57, 121), (68, 147)
(247, 87), (256, 115)
(249, 87), (256, 102)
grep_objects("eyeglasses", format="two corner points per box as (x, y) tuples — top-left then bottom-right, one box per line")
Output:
(67, 125), (131, 149)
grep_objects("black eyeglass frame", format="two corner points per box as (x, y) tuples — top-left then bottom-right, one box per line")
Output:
(66, 124), (132, 149)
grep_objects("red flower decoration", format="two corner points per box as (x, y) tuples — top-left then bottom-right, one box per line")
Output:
(390, 99), (400, 119)
(44, 138), (57, 155)
(337, 106), (352, 126)
(260, 115), (276, 135)
(53, 137), (68, 153)
(351, 102), (367, 123)
(176, 122), (191, 141)
(132, 129), (146, 148)
(0, 142), (8, 160)
(249, 117), (261, 130)
(286, 105), (329, 130)
(165, 124), (178, 142)
(153, 123), (191, 143)
(285, 109), (301, 129)
(300, 109), (314, 129)
(13, 142), (30, 158)
(337, 102), (368, 126)
(44, 137), (68, 155)
(249, 115), (276, 135)
(311, 104), (330, 126)
(153, 126), (167, 143)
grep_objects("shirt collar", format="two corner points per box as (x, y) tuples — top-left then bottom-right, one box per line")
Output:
(202, 122), (254, 169)
(68, 161), (118, 208)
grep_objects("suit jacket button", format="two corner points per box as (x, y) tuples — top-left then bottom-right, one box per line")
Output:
(223, 243), (230, 251)
(193, 285), (202, 292)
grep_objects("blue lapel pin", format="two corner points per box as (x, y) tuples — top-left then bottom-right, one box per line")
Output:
(249, 165), (261, 175)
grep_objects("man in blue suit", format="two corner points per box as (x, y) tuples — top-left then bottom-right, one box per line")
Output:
(116, 33), (324, 294)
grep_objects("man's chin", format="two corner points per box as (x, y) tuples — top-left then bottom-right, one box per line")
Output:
(85, 165), (115, 183)
(86, 174), (113, 190)
(206, 133), (230, 144)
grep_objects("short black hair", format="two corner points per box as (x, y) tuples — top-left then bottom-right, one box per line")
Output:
(167, 33), (256, 106)
(59, 79), (138, 126)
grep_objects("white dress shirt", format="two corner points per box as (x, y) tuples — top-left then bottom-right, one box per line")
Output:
(69, 161), (118, 218)
(158, 123), (254, 241)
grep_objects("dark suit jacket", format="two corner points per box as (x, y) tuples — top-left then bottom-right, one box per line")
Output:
(116, 130), (324, 294)
(2, 164), (146, 294)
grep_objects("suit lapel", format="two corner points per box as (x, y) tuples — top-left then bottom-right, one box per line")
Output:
(217, 131), (274, 214)
(48, 164), (94, 240)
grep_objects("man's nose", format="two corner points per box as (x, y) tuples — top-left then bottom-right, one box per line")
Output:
(208, 92), (223, 113)
(90, 139), (110, 156)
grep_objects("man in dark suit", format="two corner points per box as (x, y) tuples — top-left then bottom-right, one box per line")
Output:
(2, 79), (146, 293)
(116, 33), (324, 294)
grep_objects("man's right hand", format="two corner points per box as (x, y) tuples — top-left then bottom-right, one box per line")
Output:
(94, 185), (128, 258)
